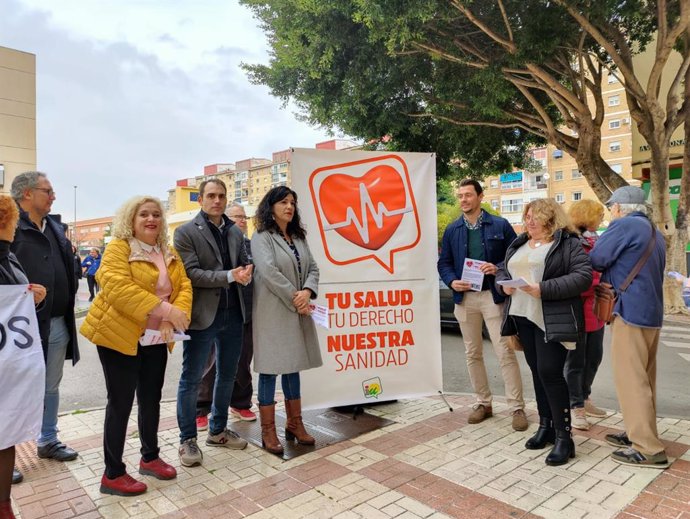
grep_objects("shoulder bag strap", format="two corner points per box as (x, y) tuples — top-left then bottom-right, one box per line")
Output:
(619, 223), (657, 293)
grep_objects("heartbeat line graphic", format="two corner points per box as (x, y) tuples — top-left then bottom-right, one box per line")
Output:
(323, 182), (412, 245)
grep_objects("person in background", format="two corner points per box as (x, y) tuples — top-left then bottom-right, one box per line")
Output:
(195, 203), (257, 431)
(72, 245), (83, 289)
(10, 172), (80, 464)
(81, 247), (102, 301)
(252, 186), (322, 455)
(437, 178), (527, 431)
(590, 186), (668, 468)
(80, 196), (192, 496)
(0, 195), (47, 519)
(497, 199), (591, 466)
(565, 200), (608, 430)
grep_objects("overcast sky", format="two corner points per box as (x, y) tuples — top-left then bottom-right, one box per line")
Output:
(1, 0), (338, 220)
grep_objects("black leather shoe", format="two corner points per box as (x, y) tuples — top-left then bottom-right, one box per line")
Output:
(12, 467), (23, 484)
(525, 417), (555, 450)
(37, 441), (79, 461)
(545, 429), (575, 466)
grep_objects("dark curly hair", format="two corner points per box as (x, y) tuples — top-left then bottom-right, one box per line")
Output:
(0, 194), (19, 230)
(254, 186), (306, 239)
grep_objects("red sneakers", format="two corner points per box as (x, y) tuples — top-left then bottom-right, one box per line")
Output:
(139, 458), (177, 480)
(231, 407), (257, 421)
(196, 415), (209, 431)
(100, 473), (147, 496)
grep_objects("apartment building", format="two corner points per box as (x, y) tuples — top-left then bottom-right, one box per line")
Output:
(0, 46), (36, 194)
(482, 39), (684, 227)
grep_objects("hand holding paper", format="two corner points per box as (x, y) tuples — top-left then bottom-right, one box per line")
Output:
(140, 328), (191, 346)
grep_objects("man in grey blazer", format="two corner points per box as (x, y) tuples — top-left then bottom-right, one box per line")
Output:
(173, 178), (253, 467)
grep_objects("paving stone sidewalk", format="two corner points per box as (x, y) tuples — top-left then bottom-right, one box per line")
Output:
(11, 394), (690, 519)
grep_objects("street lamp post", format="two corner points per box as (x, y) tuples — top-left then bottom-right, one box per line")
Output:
(73, 185), (78, 250)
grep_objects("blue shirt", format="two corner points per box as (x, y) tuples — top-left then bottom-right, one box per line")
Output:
(590, 212), (665, 328)
(81, 255), (101, 276)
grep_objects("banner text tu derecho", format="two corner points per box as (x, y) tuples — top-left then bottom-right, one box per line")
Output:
(325, 289), (414, 371)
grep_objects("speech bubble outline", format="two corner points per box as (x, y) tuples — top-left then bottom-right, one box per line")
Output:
(309, 155), (421, 274)
(362, 376), (383, 399)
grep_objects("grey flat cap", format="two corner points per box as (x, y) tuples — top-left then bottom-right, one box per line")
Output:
(605, 185), (646, 207)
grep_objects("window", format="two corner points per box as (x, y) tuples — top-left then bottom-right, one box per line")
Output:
(571, 169), (582, 179)
(572, 192), (583, 201)
(90, 227), (100, 232)
(501, 199), (523, 214)
(490, 199), (499, 210)
(490, 179), (499, 189)
(609, 119), (621, 129)
(607, 73), (619, 84)
(501, 179), (523, 190)
(608, 95), (620, 106)
(610, 163), (623, 174)
(609, 141), (622, 152)
(553, 149), (563, 159)
(555, 193), (564, 203)
(554, 170), (563, 181)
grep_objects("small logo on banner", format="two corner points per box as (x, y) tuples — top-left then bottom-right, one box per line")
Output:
(362, 377), (383, 399)
(309, 155), (421, 274)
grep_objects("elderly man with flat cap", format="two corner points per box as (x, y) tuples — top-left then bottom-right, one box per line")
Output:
(590, 185), (668, 468)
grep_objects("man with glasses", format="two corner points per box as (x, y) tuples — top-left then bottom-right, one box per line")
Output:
(195, 203), (257, 430)
(10, 172), (80, 469)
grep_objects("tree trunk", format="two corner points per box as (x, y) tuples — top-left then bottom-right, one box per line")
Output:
(666, 52), (690, 315)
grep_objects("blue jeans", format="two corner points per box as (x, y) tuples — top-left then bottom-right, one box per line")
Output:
(177, 308), (243, 442)
(258, 373), (300, 406)
(38, 316), (69, 446)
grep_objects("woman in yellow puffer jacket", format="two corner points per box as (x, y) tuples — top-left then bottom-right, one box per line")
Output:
(81, 196), (192, 497)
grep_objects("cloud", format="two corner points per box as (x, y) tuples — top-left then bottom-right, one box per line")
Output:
(0, 0), (334, 220)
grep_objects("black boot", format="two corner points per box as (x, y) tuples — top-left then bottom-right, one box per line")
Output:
(525, 417), (555, 450)
(545, 429), (575, 466)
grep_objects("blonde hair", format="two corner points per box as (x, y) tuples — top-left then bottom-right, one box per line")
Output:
(568, 199), (604, 232)
(0, 194), (19, 230)
(111, 196), (168, 248)
(523, 198), (572, 240)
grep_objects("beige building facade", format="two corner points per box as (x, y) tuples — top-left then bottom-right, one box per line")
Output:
(0, 46), (36, 194)
(482, 40), (682, 228)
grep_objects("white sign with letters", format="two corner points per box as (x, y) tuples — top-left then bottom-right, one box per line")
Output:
(0, 285), (45, 450)
(292, 149), (443, 409)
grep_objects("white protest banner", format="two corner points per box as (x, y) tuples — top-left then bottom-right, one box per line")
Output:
(0, 285), (45, 450)
(291, 149), (443, 409)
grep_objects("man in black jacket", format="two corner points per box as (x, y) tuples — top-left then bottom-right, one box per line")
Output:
(10, 172), (80, 463)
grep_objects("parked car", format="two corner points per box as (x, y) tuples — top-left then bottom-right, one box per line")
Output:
(439, 278), (490, 338)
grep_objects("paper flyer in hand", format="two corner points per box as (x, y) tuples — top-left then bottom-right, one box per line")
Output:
(140, 329), (191, 346)
(309, 303), (330, 328)
(496, 277), (530, 289)
(461, 258), (486, 291)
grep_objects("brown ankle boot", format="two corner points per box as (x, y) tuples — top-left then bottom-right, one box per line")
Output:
(0, 500), (17, 519)
(284, 398), (315, 445)
(259, 404), (283, 454)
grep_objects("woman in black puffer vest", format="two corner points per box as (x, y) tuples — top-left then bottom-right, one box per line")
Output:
(496, 199), (591, 466)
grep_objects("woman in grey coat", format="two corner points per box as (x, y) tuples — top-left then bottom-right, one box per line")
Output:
(251, 186), (322, 455)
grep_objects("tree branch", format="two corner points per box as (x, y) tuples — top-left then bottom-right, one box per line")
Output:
(449, 0), (517, 53)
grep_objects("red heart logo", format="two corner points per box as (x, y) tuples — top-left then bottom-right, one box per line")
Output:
(467, 261), (473, 268)
(318, 165), (407, 250)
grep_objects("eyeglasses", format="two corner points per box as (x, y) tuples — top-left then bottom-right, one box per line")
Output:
(229, 215), (248, 221)
(33, 188), (55, 197)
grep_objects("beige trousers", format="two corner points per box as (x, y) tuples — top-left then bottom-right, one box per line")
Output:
(454, 290), (524, 411)
(611, 317), (665, 456)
